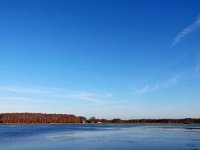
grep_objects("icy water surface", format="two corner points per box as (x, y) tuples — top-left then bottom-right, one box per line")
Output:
(0, 124), (200, 150)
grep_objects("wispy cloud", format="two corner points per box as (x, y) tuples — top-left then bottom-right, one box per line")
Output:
(0, 86), (50, 94)
(132, 73), (184, 95)
(132, 86), (149, 95)
(194, 64), (200, 78)
(163, 74), (182, 88)
(0, 96), (49, 104)
(58, 91), (110, 103)
(0, 86), (113, 104)
(171, 16), (200, 47)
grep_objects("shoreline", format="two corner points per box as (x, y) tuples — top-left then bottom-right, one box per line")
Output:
(1, 113), (200, 125)
(1, 123), (200, 125)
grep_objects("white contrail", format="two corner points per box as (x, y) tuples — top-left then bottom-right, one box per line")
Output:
(171, 16), (200, 47)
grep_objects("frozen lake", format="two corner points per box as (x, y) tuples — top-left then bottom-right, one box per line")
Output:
(0, 124), (200, 150)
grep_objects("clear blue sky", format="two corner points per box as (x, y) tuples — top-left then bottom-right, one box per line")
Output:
(0, 0), (200, 119)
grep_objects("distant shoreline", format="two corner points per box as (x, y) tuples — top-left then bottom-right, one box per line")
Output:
(1, 123), (200, 126)
(1, 113), (200, 124)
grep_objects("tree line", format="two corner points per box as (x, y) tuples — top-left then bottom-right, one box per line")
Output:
(92, 118), (200, 124)
(0, 113), (86, 124)
(0, 113), (200, 124)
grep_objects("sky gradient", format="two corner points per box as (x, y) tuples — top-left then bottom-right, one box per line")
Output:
(0, 0), (200, 119)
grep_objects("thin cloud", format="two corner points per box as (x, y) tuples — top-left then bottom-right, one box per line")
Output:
(194, 54), (200, 78)
(151, 83), (160, 90)
(0, 86), (50, 94)
(58, 91), (110, 103)
(0, 86), (112, 104)
(194, 65), (200, 77)
(163, 74), (182, 88)
(132, 86), (149, 95)
(171, 16), (200, 47)
(0, 96), (48, 104)
(155, 74), (183, 89)
(132, 73), (184, 96)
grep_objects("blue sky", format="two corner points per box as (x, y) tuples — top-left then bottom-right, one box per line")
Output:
(0, 0), (200, 119)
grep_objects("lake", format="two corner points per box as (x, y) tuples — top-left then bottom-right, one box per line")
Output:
(0, 124), (200, 150)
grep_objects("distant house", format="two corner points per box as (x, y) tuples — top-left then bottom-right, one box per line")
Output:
(79, 116), (87, 124)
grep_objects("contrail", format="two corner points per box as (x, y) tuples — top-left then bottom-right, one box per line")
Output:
(171, 16), (200, 47)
